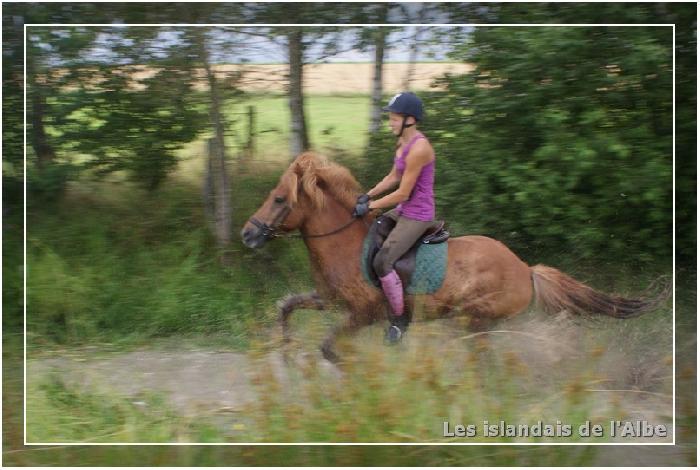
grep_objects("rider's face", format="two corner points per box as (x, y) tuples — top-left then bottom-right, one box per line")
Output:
(388, 112), (415, 136)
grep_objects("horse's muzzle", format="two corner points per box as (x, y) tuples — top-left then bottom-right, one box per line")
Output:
(241, 225), (267, 249)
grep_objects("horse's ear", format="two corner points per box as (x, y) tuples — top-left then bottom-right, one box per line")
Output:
(293, 153), (316, 176)
(292, 159), (305, 176)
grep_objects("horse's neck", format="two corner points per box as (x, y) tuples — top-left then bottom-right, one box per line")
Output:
(299, 197), (368, 287)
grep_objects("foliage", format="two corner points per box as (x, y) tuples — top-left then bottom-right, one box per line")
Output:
(24, 167), (314, 347)
(443, 1), (694, 261)
(422, 26), (673, 260)
(357, 125), (401, 185)
(29, 26), (210, 191)
(26, 161), (80, 204)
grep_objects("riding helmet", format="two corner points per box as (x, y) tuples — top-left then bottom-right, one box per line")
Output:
(382, 92), (423, 121)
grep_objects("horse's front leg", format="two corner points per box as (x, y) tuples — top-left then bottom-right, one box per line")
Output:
(321, 312), (373, 364)
(277, 291), (325, 344)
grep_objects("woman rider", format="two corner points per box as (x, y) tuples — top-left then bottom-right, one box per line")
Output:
(353, 92), (436, 343)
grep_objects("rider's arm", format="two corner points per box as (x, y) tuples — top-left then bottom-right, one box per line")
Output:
(369, 140), (432, 210)
(367, 166), (401, 198)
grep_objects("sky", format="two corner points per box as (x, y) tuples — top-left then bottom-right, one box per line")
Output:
(36, 26), (468, 66)
(226, 27), (463, 64)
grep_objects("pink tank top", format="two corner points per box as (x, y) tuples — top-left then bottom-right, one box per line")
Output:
(394, 133), (435, 222)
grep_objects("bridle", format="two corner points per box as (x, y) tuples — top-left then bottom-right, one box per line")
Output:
(247, 202), (364, 241)
(248, 206), (291, 240)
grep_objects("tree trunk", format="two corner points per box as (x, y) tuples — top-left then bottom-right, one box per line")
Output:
(29, 80), (55, 169)
(369, 4), (390, 134)
(369, 27), (387, 134)
(403, 26), (423, 91)
(198, 33), (232, 265)
(287, 29), (309, 157)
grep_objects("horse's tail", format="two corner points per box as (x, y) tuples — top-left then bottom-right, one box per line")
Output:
(530, 264), (669, 318)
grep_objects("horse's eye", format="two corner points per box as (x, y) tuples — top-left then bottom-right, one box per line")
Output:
(274, 196), (286, 204)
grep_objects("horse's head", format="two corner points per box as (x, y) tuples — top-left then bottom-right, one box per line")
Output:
(240, 159), (306, 249)
(241, 152), (360, 249)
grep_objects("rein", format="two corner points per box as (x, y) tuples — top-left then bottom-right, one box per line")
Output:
(248, 208), (367, 241)
(287, 217), (361, 239)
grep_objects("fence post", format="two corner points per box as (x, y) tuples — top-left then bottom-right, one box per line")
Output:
(203, 138), (216, 226)
(246, 105), (255, 158)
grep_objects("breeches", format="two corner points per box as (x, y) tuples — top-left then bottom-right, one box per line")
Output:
(372, 208), (435, 277)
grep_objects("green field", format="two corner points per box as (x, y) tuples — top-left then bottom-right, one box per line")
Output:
(222, 94), (373, 160)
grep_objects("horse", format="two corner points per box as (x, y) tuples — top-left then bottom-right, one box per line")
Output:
(241, 152), (667, 363)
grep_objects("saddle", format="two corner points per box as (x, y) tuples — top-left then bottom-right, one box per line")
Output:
(364, 214), (450, 291)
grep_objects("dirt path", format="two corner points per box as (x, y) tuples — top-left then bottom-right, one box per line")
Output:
(29, 349), (260, 415)
(27, 314), (675, 447)
(28, 345), (343, 419)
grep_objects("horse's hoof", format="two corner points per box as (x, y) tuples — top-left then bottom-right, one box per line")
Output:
(321, 346), (340, 364)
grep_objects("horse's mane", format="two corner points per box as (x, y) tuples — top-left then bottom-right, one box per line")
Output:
(282, 152), (361, 211)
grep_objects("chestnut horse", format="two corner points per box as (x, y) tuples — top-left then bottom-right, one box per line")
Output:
(241, 152), (666, 363)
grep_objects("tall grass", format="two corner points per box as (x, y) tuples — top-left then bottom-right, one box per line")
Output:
(27, 375), (222, 443)
(26, 163), (312, 351)
(25, 307), (673, 456)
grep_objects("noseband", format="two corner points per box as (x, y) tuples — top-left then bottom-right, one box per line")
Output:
(248, 205), (292, 241)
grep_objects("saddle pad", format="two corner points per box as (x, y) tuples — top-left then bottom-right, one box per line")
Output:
(361, 232), (448, 294)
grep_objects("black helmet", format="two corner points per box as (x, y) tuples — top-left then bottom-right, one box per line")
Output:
(382, 92), (423, 121)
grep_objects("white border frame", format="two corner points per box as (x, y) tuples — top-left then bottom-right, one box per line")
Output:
(23, 23), (676, 447)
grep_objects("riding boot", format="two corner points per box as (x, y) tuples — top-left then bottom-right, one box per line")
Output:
(385, 312), (410, 344)
(379, 269), (404, 316)
(379, 270), (408, 344)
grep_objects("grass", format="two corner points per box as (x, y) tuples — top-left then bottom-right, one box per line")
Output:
(8, 91), (692, 465)
(27, 375), (203, 443)
(238, 331), (622, 444)
(25, 162), (313, 351)
(20, 301), (677, 464)
(9, 214), (694, 465)
(23, 321), (653, 447)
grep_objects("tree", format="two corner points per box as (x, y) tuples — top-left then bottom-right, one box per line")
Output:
(26, 25), (102, 172)
(246, 3), (358, 157)
(399, 3), (435, 91)
(286, 27), (310, 155)
(191, 27), (234, 265)
(441, 2), (694, 261)
(430, 20), (673, 259)
(358, 3), (444, 133)
(41, 26), (206, 191)
(347, 3), (404, 135)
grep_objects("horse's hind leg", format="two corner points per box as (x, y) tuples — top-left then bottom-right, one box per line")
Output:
(321, 313), (372, 364)
(277, 291), (325, 344)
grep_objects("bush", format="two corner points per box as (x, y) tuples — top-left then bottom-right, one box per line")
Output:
(422, 27), (672, 260)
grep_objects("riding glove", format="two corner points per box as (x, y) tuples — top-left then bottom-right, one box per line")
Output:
(353, 194), (370, 218)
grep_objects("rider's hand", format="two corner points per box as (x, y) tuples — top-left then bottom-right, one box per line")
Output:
(353, 194), (370, 218)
